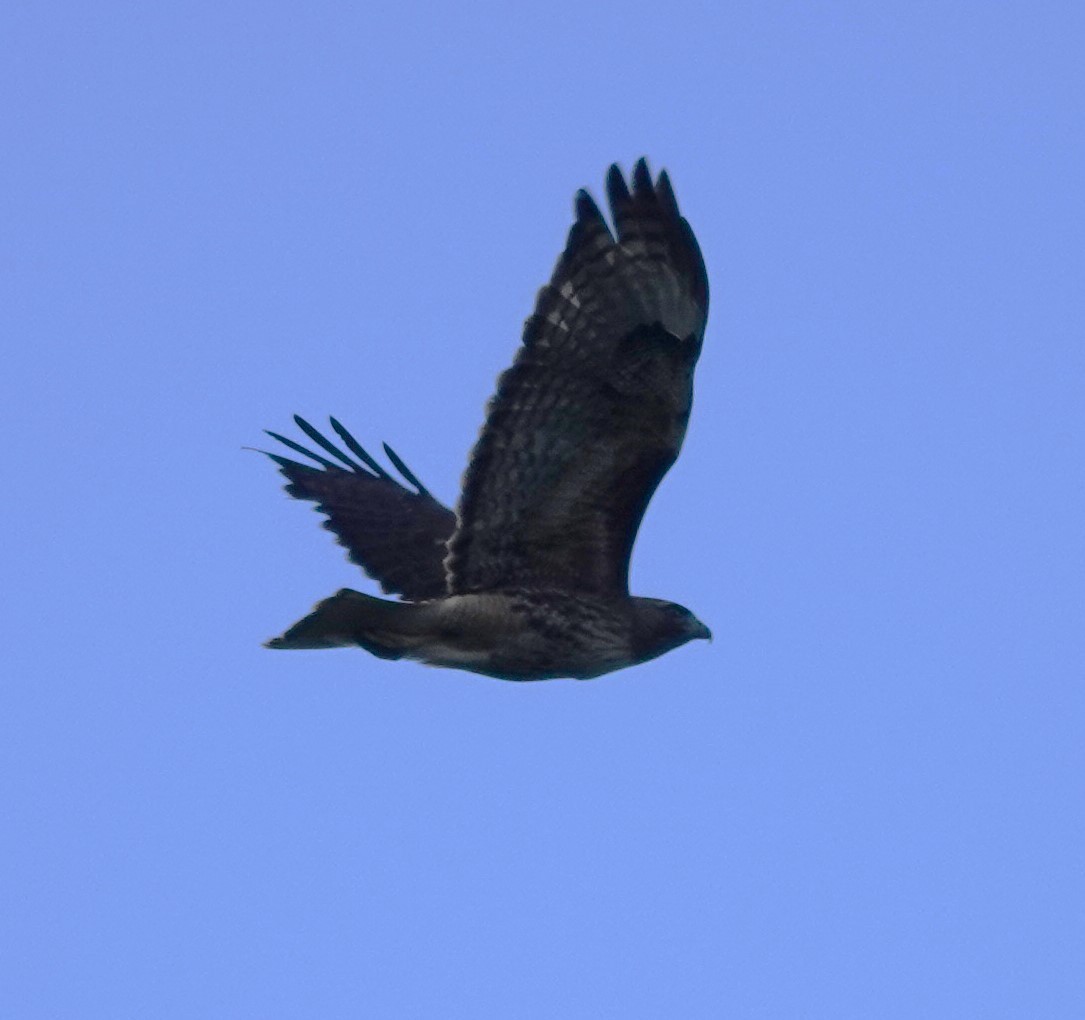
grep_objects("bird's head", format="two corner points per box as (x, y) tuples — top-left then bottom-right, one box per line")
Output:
(632, 598), (712, 662)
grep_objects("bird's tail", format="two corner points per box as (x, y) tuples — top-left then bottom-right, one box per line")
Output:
(265, 588), (427, 658)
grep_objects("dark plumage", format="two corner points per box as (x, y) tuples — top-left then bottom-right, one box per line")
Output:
(264, 159), (711, 680)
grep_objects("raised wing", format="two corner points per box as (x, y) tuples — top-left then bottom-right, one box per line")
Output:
(446, 159), (709, 597)
(266, 416), (455, 601)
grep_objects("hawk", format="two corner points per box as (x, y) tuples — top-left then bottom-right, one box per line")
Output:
(264, 159), (711, 681)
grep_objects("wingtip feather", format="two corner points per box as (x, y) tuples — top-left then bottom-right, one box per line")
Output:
(382, 442), (431, 496)
(294, 415), (364, 471)
(266, 452), (309, 471)
(329, 418), (391, 479)
(655, 169), (680, 219)
(574, 188), (603, 223)
(606, 163), (630, 210)
(631, 157), (653, 196)
(265, 430), (339, 470)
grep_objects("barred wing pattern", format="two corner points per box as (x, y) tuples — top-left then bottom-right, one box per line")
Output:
(445, 159), (709, 596)
(267, 416), (455, 601)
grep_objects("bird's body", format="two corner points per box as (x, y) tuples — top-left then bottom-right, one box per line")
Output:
(264, 159), (712, 681)
(269, 588), (708, 681)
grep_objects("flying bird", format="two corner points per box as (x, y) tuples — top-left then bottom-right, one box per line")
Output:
(264, 159), (711, 680)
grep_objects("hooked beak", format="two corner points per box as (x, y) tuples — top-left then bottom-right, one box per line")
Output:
(691, 620), (713, 642)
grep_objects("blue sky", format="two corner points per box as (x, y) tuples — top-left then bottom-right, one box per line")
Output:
(3, 2), (1083, 1016)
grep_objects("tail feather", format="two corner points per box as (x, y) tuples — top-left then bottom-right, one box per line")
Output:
(266, 589), (425, 658)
